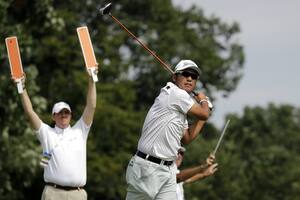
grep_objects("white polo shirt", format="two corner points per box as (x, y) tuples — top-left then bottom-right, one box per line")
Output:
(137, 82), (195, 161)
(37, 117), (90, 187)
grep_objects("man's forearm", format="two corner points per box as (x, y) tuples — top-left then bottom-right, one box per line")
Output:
(20, 89), (41, 130)
(184, 173), (207, 184)
(20, 89), (33, 114)
(182, 120), (205, 145)
(185, 163), (218, 184)
(86, 77), (96, 109)
(82, 77), (97, 125)
(176, 164), (207, 183)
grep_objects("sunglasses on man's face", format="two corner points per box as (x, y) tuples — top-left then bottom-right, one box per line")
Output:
(177, 71), (199, 80)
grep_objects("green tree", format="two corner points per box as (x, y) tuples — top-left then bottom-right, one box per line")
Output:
(0, 66), (47, 199)
(182, 105), (300, 200)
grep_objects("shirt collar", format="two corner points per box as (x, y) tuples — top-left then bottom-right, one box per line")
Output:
(166, 82), (176, 87)
(166, 82), (193, 95)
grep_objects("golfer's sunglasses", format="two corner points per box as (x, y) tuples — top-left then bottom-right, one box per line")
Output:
(176, 71), (199, 80)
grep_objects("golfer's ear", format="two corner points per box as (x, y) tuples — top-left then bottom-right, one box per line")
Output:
(172, 74), (177, 82)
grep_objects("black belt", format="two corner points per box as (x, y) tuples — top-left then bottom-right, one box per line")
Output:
(136, 151), (173, 166)
(46, 182), (84, 191)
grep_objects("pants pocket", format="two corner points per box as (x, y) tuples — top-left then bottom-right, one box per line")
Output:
(126, 157), (157, 183)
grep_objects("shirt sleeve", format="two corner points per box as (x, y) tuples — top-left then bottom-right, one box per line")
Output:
(170, 88), (195, 114)
(36, 122), (47, 140)
(36, 122), (51, 153)
(73, 117), (91, 140)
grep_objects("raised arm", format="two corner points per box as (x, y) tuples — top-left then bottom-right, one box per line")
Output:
(82, 75), (97, 126)
(184, 163), (218, 184)
(188, 92), (210, 120)
(18, 78), (41, 131)
(177, 154), (217, 184)
(176, 163), (209, 183)
(181, 93), (211, 145)
(181, 120), (205, 145)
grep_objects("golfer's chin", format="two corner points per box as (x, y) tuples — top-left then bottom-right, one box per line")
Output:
(183, 86), (194, 93)
(56, 122), (70, 129)
(177, 83), (194, 93)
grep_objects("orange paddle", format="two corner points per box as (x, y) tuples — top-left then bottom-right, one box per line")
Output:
(5, 36), (25, 93)
(77, 26), (98, 82)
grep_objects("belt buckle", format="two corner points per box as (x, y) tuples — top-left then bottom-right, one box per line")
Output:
(145, 154), (150, 160)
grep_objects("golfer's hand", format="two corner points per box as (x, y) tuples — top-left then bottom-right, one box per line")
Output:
(206, 153), (215, 166)
(205, 96), (214, 110)
(203, 163), (218, 177)
(195, 92), (207, 102)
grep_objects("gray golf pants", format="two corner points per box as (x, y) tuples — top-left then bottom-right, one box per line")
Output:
(125, 155), (177, 200)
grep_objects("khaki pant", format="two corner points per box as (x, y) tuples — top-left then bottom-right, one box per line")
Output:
(125, 155), (177, 200)
(41, 185), (87, 200)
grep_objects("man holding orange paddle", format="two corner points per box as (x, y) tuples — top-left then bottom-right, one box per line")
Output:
(6, 26), (98, 200)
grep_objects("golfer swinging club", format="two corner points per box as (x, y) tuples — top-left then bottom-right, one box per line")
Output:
(16, 66), (97, 200)
(125, 60), (212, 200)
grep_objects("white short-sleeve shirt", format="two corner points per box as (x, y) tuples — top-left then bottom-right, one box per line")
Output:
(37, 117), (91, 187)
(137, 82), (195, 161)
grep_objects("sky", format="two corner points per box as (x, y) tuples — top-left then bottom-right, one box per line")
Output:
(173, 0), (300, 127)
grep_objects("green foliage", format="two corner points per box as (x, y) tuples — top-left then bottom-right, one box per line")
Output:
(0, 66), (46, 199)
(182, 105), (300, 200)
(0, 0), (250, 199)
(2, 0), (300, 199)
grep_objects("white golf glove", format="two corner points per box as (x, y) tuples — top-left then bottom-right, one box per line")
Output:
(200, 96), (214, 110)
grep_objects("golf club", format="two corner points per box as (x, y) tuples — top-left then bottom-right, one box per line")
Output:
(99, 3), (215, 104)
(99, 3), (174, 74)
(212, 119), (231, 156)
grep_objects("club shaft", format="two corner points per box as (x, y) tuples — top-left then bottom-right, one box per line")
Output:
(108, 13), (200, 97)
(213, 119), (230, 155)
(109, 14), (174, 74)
